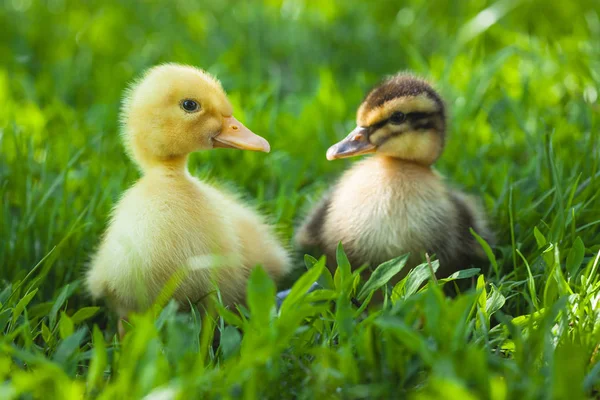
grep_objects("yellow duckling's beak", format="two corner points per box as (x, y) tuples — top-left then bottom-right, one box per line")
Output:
(213, 116), (270, 153)
(326, 126), (376, 160)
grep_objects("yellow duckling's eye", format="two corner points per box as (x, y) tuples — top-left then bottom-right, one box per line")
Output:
(389, 111), (406, 125)
(181, 99), (200, 113)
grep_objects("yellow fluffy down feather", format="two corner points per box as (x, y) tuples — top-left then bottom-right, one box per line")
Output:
(86, 64), (291, 316)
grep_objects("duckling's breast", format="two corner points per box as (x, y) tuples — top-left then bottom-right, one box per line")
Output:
(91, 172), (246, 310)
(322, 156), (457, 268)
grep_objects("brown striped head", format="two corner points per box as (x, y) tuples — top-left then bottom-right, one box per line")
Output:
(326, 74), (446, 165)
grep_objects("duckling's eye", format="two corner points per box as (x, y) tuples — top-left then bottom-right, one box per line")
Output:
(181, 99), (200, 113)
(389, 112), (406, 125)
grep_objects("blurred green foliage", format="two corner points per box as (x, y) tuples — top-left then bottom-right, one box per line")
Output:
(1, 0), (599, 398)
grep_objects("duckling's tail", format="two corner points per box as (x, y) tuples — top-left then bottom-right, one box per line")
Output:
(449, 190), (495, 254)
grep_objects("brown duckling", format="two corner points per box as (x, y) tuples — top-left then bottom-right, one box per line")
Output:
(295, 73), (493, 280)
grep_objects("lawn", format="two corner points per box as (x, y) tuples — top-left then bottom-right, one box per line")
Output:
(1, 0), (600, 398)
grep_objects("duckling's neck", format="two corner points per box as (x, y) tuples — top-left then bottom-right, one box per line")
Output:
(139, 155), (190, 177)
(373, 154), (434, 172)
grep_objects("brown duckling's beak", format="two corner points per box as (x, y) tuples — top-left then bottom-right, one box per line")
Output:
(213, 116), (270, 153)
(326, 126), (376, 160)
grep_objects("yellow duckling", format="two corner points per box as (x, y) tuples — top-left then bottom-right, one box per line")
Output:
(87, 64), (291, 318)
(296, 73), (493, 279)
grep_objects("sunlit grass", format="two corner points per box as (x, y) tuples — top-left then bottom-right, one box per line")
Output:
(1, 0), (599, 398)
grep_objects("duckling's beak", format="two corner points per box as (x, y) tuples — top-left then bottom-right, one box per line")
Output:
(326, 126), (376, 160)
(213, 116), (270, 153)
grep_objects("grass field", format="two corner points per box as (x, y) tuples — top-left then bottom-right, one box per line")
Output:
(1, 0), (600, 398)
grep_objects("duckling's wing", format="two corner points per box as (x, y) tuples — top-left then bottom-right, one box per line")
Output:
(294, 192), (332, 249)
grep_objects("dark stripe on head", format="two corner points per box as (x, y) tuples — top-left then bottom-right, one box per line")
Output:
(411, 118), (437, 131)
(368, 119), (388, 132)
(363, 74), (445, 118)
(366, 111), (440, 140)
(407, 112), (434, 121)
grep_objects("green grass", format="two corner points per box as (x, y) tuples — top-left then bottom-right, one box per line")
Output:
(1, 0), (600, 398)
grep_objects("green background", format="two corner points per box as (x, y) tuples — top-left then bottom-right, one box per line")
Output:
(1, 0), (599, 398)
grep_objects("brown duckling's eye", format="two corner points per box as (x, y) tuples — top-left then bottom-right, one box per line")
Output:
(181, 99), (200, 113)
(389, 112), (406, 124)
